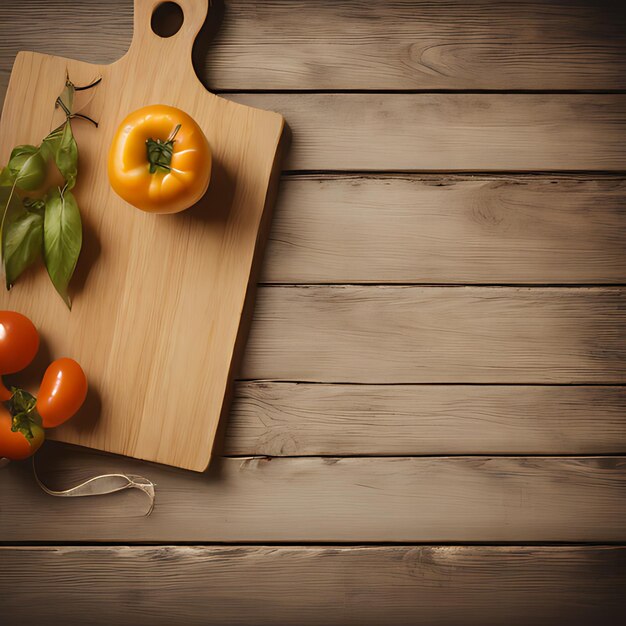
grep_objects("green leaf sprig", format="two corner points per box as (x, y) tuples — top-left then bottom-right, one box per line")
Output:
(0, 74), (100, 308)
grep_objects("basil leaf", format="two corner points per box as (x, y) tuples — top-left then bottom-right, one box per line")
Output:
(0, 167), (14, 186)
(40, 122), (78, 189)
(8, 145), (46, 191)
(2, 201), (44, 289)
(40, 123), (65, 162)
(0, 183), (18, 261)
(43, 187), (82, 308)
(55, 122), (78, 190)
(58, 79), (74, 116)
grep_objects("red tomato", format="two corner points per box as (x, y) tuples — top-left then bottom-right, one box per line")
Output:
(0, 405), (44, 460)
(36, 358), (88, 428)
(0, 311), (39, 402)
(0, 311), (39, 374)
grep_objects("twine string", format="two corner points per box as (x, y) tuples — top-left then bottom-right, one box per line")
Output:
(0, 456), (155, 516)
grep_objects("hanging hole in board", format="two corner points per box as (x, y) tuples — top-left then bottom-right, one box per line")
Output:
(151, 2), (185, 38)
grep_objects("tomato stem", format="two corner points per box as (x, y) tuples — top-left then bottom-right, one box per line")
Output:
(6, 388), (41, 441)
(146, 124), (181, 174)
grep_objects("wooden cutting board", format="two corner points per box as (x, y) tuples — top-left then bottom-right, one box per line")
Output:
(0, 0), (285, 471)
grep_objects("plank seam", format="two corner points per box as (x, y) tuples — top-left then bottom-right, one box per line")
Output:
(280, 172), (626, 179)
(220, 453), (626, 459)
(3, 541), (626, 547)
(219, 89), (626, 95)
(282, 169), (626, 176)
(257, 283), (626, 288)
(235, 380), (626, 387)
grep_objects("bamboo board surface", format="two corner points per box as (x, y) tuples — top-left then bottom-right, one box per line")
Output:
(0, 0), (284, 471)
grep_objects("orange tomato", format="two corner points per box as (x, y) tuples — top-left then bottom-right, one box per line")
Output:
(108, 104), (211, 214)
(36, 358), (88, 428)
(0, 405), (44, 461)
(0, 311), (39, 401)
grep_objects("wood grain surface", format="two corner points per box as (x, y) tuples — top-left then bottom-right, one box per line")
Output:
(227, 383), (626, 455)
(207, 0), (626, 91)
(1, 446), (625, 542)
(1, 0), (626, 92)
(263, 175), (626, 284)
(228, 94), (626, 171)
(241, 286), (626, 383)
(2, 546), (625, 626)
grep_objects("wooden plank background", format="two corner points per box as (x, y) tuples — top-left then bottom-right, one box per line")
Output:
(262, 175), (626, 284)
(2, 446), (626, 542)
(242, 286), (626, 383)
(1, 0), (626, 91)
(2, 546), (625, 626)
(227, 383), (626, 455)
(1, 0), (626, 624)
(229, 94), (626, 171)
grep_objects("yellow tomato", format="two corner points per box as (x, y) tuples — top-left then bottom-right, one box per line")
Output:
(108, 105), (211, 214)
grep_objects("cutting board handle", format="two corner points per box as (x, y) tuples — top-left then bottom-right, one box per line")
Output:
(127, 0), (210, 74)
